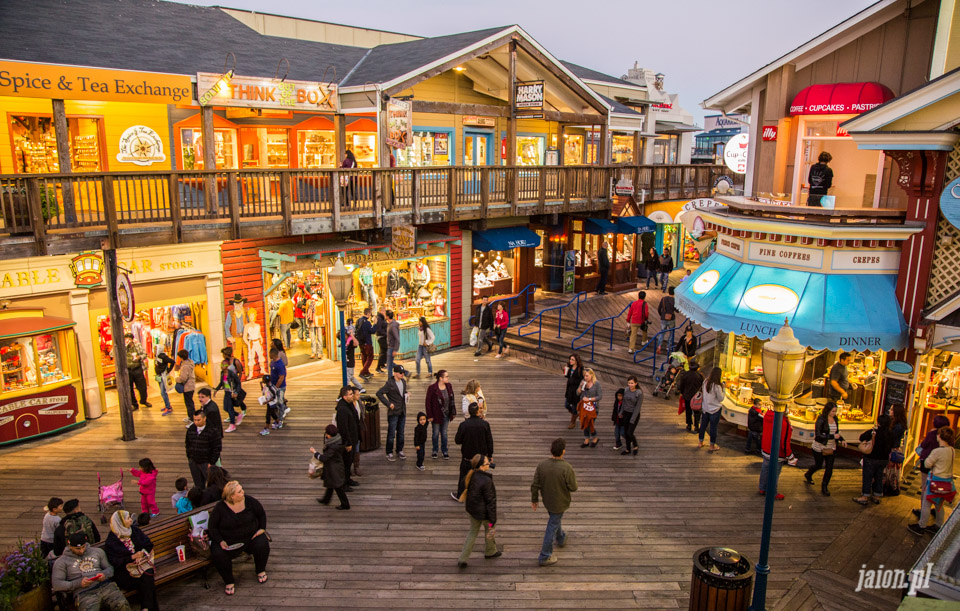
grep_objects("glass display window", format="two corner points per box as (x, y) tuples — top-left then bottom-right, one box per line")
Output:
(563, 134), (583, 165)
(793, 115), (884, 208)
(612, 135), (634, 164)
(180, 127), (237, 170)
(516, 136), (544, 165)
(1, 336), (37, 391)
(534, 229), (547, 268)
(472, 250), (515, 295)
(351, 133), (378, 167)
(240, 127), (290, 169)
(653, 135), (678, 164)
(10, 115), (103, 173)
(397, 131), (451, 167)
(298, 130), (335, 169)
(617, 234), (634, 263)
(36, 333), (69, 386)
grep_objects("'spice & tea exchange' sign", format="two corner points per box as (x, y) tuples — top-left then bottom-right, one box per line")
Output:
(0, 61), (192, 104)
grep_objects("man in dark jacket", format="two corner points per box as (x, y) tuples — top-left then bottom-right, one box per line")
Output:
(745, 399), (763, 454)
(473, 296), (495, 356)
(457, 455), (500, 567)
(453, 402), (494, 499)
(658, 250), (673, 292)
(356, 308), (375, 379)
(197, 388), (223, 439)
(312, 424), (350, 510)
(185, 410), (223, 488)
(386, 310), (401, 374)
(677, 361), (703, 434)
(806, 151), (833, 207)
(52, 499), (101, 557)
(596, 242), (610, 295)
(335, 386), (361, 488)
(376, 365), (408, 461)
(374, 307), (388, 374)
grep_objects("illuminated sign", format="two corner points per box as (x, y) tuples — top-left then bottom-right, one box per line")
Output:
(386, 98), (412, 149)
(198, 70), (233, 106)
(196, 72), (338, 112)
(723, 133), (749, 174)
(742, 284), (799, 315)
(692, 270), (719, 295)
(0, 60), (192, 104)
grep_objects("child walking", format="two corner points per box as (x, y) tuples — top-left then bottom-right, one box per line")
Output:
(40, 497), (63, 558)
(131, 458), (159, 517)
(260, 374), (283, 436)
(215, 360), (243, 433)
(414, 412), (428, 471)
(611, 389), (625, 451)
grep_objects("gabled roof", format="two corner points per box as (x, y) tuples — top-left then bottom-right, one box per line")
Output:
(599, 94), (642, 116)
(842, 65), (960, 132)
(561, 61), (643, 90)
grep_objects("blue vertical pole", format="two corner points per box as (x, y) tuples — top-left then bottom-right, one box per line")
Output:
(750, 405), (784, 611)
(339, 308), (348, 387)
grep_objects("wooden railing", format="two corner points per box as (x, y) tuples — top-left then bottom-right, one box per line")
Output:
(0, 164), (739, 257)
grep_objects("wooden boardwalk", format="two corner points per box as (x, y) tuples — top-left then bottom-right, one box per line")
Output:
(0, 348), (930, 609)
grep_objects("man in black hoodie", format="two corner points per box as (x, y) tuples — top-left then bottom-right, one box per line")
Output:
(185, 410), (223, 488)
(374, 307), (388, 374)
(335, 386), (361, 489)
(453, 402), (494, 500)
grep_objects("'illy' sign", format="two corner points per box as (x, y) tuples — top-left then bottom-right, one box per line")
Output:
(761, 126), (778, 141)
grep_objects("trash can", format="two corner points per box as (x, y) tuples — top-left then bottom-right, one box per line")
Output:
(689, 547), (754, 611)
(359, 395), (381, 452)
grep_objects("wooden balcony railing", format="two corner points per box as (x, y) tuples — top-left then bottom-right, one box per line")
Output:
(0, 164), (738, 258)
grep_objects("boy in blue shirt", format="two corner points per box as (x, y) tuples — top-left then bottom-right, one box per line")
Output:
(269, 347), (289, 417)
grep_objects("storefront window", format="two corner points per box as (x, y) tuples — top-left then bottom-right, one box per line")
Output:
(351, 133), (378, 167)
(397, 131), (451, 167)
(10, 115), (103, 173)
(1, 336), (37, 390)
(516, 136), (544, 165)
(662, 224), (680, 264)
(36, 333), (69, 385)
(240, 127), (289, 169)
(180, 127), (237, 170)
(472, 250), (515, 297)
(794, 116), (883, 207)
(612, 135), (634, 164)
(563, 135), (583, 165)
(298, 130), (336, 169)
(534, 229), (547, 268)
(653, 135), (678, 164)
(618, 235), (634, 264)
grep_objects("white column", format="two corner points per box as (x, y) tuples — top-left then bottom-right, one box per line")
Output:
(206, 273), (225, 367)
(744, 86), (762, 197)
(69, 289), (101, 418)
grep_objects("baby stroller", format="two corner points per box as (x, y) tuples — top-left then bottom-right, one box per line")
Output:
(97, 470), (124, 524)
(652, 352), (688, 398)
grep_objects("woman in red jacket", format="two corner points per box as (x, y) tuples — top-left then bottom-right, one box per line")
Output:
(494, 303), (509, 358)
(425, 370), (456, 459)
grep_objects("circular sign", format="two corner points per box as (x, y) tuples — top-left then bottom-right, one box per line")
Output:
(940, 176), (960, 230)
(723, 133), (749, 174)
(742, 284), (799, 314)
(116, 272), (135, 322)
(885, 360), (913, 375)
(692, 270), (720, 295)
(116, 125), (166, 166)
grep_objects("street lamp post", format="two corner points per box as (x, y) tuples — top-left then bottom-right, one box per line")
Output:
(327, 258), (353, 388)
(750, 320), (806, 611)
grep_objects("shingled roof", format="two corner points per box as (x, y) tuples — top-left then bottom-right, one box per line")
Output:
(561, 61), (640, 88)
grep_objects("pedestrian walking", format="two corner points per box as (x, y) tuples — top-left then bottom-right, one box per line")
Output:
(908, 426), (956, 535)
(563, 354), (584, 429)
(124, 332), (151, 409)
(356, 307), (375, 378)
(453, 402), (494, 500)
(531, 438), (578, 567)
(698, 366), (724, 451)
(154, 349), (175, 416)
(414, 412), (428, 471)
(415, 316), (435, 377)
(759, 407), (795, 500)
(806, 151), (834, 207)
(386, 310), (401, 375)
(677, 360), (703, 434)
(374, 307), (388, 374)
(473, 295), (495, 356)
(312, 425), (351, 510)
(913, 414), (951, 520)
(854, 415), (896, 506)
(611, 389), (625, 451)
(130, 458), (159, 517)
(577, 368), (602, 448)
(307, 292), (325, 359)
(596, 241), (610, 295)
(624, 292), (650, 354)
(222, 346), (248, 414)
(620, 376), (643, 455)
(214, 359), (242, 433)
(494, 302), (509, 358)
(185, 410), (222, 489)
(804, 401), (845, 496)
(884, 404), (909, 496)
(658, 250), (673, 291)
(340, 150), (357, 209)
(269, 347), (288, 417)
(426, 370), (455, 459)
(657, 286), (677, 352)
(461, 379), (487, 419)
(175, 349), (196, 422)
(457, 454), (501, 568)
(376, 365), (409, 461)
(342, 322), (366, 391)
(677, 327), (698, 361)
(644, 247), (659, 289)
(334, 386), (361, 489)
(745, 398), (763, 454)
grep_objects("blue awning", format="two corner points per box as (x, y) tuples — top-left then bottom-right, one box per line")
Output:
(583, 218), (619, 235)
(472, 226), (541, 252)
(675, 253), (908, 351)
(615, 216), (656, 234)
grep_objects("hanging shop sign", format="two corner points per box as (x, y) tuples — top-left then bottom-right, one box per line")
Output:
(68, 252), (104, 289)
(116, 125), (166, 166)
(385, 97), (413, 149)
(761, 126), (778, 141)
(515, 80), (544, 110)
(716, 235), (744, 258)
(0, 60), (192, 104)
(614, 178), (635, 196)
(723, 133), (749, 174)
(434, 133), (449, 156)
(939, 176), (960, 230)
(392, 225), (417, 257)
(463, 116), (496, 127)
(116, 272), (135, 322)
(563, 251), (576, 294)
(196, 72), (338, 112)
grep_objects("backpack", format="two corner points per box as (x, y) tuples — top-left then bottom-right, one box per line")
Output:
(230, 356), (244, 378)
(63, 514), (97, 545)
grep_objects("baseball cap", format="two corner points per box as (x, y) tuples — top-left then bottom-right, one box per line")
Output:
(393, 365), (404, 374)
(68, 532), (88, 546)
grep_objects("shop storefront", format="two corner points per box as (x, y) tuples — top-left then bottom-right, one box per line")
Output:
(470, 225), (540, 312)
(565, 216), (653, 293)
(676, 228), (912, 443)
(396, 128), (454, 167)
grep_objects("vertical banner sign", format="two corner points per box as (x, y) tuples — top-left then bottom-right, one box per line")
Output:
(116, 272), (135, 322)
(385, 98), (412, 149)
(563, 251), (576, 294)
(392, 225), (417, 257)
(515, 80), (544, 111)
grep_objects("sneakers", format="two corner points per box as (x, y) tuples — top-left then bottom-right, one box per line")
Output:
(443, 454), (450, 460)
(386, 453), (396, 462)
(484, 549), (503, 559)
(457, 561), (467, 569)
(450, 492), (460, 501)
(161, 409), (173, 417)
(539, 556), (558, 567)
(260, 429), (270, 436)
(416, 465), (425, 471)
(271, 422), (280, 430)
(495, 354), (502, 359)
(907, 523), (926, 536)
(613, 445), (622, 450)
(398, 451), (407, 460)
(432, 453), (438, 459)
(225, 424), (237, 433)
(283, 406), (291, 417)
(236, 413), (244, 425)
(357, 388), (365, 394)
(620, 451), (631, 455)
(223, 417), (232, 423)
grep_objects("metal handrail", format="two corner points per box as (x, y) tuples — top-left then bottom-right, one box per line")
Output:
(648, 326), (713, 383)
(468, 283), (538, 327)
(517, 291), (586, 348)
(570, 302), (631, 362)
(632, 317), (711, 376)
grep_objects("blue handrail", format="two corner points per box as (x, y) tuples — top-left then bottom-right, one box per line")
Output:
(517, 291), (587, 348)
(468, 283), (538, 328)
(570, 302), (631, 362)
(633, 317), (710, 377)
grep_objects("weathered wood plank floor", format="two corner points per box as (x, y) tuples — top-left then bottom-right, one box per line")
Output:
(0, 348), (929, 609)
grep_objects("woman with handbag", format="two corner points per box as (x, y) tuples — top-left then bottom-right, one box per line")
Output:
(909, 427), (957, 535)
(494, 303), (509, 358)
(425, 370), (455, 459)
(698, 367), (725, 451)
(854, 415), (895, 506)
(208, 481), (270, 596)
(104, 509), (158, 611)
(677, 361), (703, 434)
(883, 405), (909, 496)
(415, 317), (435, 378)
(804, 402), (845, 496)
(175, 350), (196, 422)
(457, 454), (501, 567)
(563, 354), (584, 429)
(577, 368), (603, 448)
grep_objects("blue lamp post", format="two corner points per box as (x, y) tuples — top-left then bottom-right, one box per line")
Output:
(750, 320), (806, 611)
(328, 258), (353, 388)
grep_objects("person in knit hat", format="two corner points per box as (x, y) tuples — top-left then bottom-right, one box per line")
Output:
(310, 425), (350, 510)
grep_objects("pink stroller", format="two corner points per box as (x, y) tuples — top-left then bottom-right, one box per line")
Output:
(97, 471), (125, 524)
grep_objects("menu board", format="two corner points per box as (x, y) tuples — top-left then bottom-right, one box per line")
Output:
(882, 376), (908, 413)
(734, 335), (752, 357)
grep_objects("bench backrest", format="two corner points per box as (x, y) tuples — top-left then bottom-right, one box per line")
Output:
(93, 503), (217, 565)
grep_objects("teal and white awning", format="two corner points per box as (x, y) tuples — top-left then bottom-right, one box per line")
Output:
(675, 253), (908, 351)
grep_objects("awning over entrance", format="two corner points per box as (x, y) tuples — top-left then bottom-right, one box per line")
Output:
(614, 216), (656, 234)
(583, 218), (619, 235)
(472, 226), (541, 252)
(789, 82), (894, 115)
(675, 253), (908, 351)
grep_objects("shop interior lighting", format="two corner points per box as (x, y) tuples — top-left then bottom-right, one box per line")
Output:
(454, 66), (465, 72)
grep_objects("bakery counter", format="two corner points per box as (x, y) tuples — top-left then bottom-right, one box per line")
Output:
(720, 396), (874, 446)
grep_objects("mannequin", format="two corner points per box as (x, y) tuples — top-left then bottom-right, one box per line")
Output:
(358, 264), (377, 312)
(409, 259), (431, 297)
(307, 293), (326, 359)
(224, 294), (247, 377)
(244, 308), (265, 376)
(432, 286), (446, 317)
(278, 289), (295, 349)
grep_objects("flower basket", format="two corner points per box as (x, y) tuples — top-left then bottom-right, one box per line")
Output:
(0, 540), (51, 611)
(11, 583), (51, 611)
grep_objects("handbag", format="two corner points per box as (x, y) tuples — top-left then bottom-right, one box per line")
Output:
(427, 343), (437, 353)
(929, 480), (954, 495)
(125, 549), (155, 578)
(690, 392), (702, 412)
(890, 449), (905, 464)
(469, 327), (479, 347)
(859, 431), (876, 455)
(307, 456), (324, 479)
(175, 382), (185, 394)
(821, 447), (835, 456)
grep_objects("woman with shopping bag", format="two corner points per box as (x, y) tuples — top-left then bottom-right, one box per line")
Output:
(908, 427), (956, 535)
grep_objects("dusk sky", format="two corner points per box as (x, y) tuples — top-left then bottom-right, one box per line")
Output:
(176, 0), (878, 126)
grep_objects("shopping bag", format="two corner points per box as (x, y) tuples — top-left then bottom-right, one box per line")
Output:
(820, 195), (836, 209)
(469, 327), (478, 347)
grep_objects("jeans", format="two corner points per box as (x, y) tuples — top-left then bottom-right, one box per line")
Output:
(805, 449), (835, 488)
(745, 430), (762, 453)
(75, 582), (130, 611)
(386, 411), (405, 454)
(919, 481), (947, 528)
(310, 326), (323, 357)
(210, 533), (270, 585)
(565, 400), (578, 415)
(279, 323), (292, 348)
(431, 413), (449, 456)
(416, 345), (433, 375)
(474, 328), (493, 355)
(862, 458), (887, 496)
(183, 390), (195, 419)
(376, 337), (387, 370)
(223, 393), (238, 424)
(645, 272), (656, 288)
(417, 446), (425, 468)
(362, 284), (378, 312)
(346, 367), (365, 389)
(699, 410), (721, 444)
(386, 346), (397, 375)
(614, 423), (623, 447)
(297, 318), (308, 340)
(597, 267), (608, 293)
(659, 270), (670, 291)
(359, 343), (374, 376)
(759, 456), (783, 492)
(156, 377), (172, 411)
(539, 511), (566, 563)
(496, 327), (508, 354)
(623, 417), (639, 452)
(459, 517), (498, 563)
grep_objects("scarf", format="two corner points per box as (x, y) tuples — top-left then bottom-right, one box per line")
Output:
(110, 509), (133, 538)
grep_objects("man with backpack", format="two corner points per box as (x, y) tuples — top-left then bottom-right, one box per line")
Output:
(624, 291), (650, 354)
(53, 499), (101, 556)
(658, 286), (677, 353)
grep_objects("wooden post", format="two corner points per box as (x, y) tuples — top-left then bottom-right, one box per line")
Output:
(51, 99), (77, 224)
(331, 170), (341, 232)
(447, 167), (456, 220)
(102, 175), (119, 250)
(557, 124), (565, 166)
(563, 169), (571, 212)
(102, 245), (136, 442)
(279, 173), (292, 234)
(537, 167), (546, 214)
(586, 167), (594, 207)
(373, 172), (384, 227)
(335, 114), (347, 165)
(168, 174), (182, 243)
(599, 123), (609, 166)
(507, 40), (518, 202)
(200, 106), (217, 216)
(480, 168), (490, 217)
(412, 169), (421, 224)
(228, 172), (241, 239)
(25, 178), (48, 256)
(633, 131), (643, 165)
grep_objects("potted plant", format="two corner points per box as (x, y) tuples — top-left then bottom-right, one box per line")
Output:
(0, 540), (52, 611)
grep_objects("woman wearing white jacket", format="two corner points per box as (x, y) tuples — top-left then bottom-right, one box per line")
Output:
(699, 367), (725, 451)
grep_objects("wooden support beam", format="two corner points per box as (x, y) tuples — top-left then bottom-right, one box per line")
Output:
(557, 124), (565, 166)
(411, 100), (509, 117)
(373, 171), (384, 226)
(101, 175), (118, 250)
(586, 167), (594, 207)
(562, 169), (571, 212)
(384, 33), (515, 96)
(537, 168), (546, 214)
(200, 106), (217, 217)
(633, 131), (643, 165)
(227, 173), (241, 239)
(480, 168), (490, 217)
(26, 178), (47, 256)
(447, 167), (457, 220)
(102, 246), (136, 441)
(513, 38), (609, 115)
(331, 170), (341, 232)
(599, 123), (609, 165)
(279, 174), (292, 235)
(335, 114), (347, 166)
(411, 169), (421, 224)
(51, 99), (77, 223)
(168, 174), (182, 243)
(507, 40), (518, 212)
